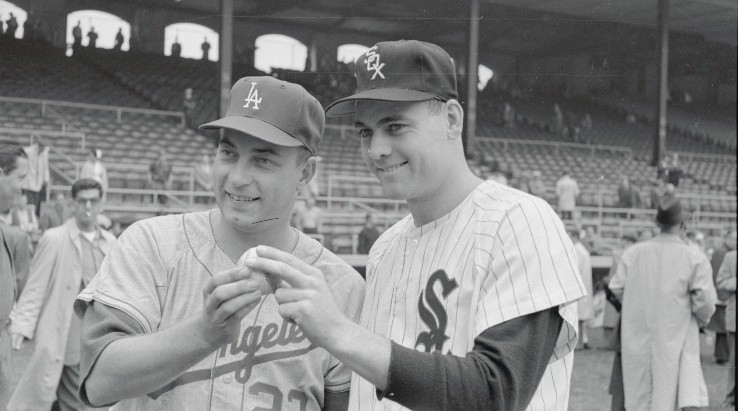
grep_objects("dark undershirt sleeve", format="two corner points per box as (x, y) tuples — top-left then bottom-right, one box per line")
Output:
(79, 301), (145, 407)
(378, 307), (563, 411)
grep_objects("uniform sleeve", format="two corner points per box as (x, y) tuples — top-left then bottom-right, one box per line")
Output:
(380, 308), (562, 410)
(474, 201), (584, 360)
(74, 220), (169, 334)
(323, 267), (366, 393)
(689, 257), (718, 327)
(79, 301), (144, 407)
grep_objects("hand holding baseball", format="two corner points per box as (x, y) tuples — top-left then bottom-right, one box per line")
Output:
(242, 246), (348, 349)
(198, 265), (263, 346)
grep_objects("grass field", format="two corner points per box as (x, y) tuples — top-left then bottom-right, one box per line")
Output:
(3, 327), (734, 410)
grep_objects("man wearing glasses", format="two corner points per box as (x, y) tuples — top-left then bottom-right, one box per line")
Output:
(7, 178), (117, 410)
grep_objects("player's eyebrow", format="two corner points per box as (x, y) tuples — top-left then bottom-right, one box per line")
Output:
(252, 147), (280, 156)
(218, 136), (236, 148)
(354, 115), (406, 129)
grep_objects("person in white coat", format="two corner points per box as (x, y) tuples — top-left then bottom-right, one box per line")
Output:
(7, 179), (116, 411)
(609, 197), (717, 410)
(555, 171), (579, 220)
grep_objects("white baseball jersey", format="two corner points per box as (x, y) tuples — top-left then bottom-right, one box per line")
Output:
(75, 210), (366, 410)
(350, 180), (585, 410)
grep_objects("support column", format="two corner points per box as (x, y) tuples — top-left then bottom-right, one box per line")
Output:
(651, 0), (669, 166)
(464, 0), (480, 157)
(219, 0), (234, 117)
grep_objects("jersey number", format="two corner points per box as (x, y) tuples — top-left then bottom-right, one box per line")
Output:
(248, 382), (308, 411)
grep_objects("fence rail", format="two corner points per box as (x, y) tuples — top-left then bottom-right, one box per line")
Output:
(0, 96), (184, 126)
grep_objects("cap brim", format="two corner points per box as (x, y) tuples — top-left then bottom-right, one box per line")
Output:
(325, 88), (439, 117)
(199, 116), (303, 147)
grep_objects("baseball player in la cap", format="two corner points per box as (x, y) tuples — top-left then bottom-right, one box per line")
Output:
(244, 40), (586, 410)
(73, 76), (365, 410)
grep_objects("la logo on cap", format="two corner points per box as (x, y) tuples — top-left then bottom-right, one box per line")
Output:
(364, 46), (385, 80)
(243, 82), (262, 109)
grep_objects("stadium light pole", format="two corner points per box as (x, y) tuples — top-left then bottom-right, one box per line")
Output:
(464, 0), (480, 158)
(652, 0), (669, 167)
(219, 0), (234, 118)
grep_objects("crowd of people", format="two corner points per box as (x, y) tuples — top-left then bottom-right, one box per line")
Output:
(0, 38), (735, 411)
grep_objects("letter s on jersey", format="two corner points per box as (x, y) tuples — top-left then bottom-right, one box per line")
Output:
(415, 269), (459, 353)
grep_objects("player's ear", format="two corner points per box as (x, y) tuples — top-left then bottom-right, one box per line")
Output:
(297, 156), (317, 190)
(445, 99), (464, 141)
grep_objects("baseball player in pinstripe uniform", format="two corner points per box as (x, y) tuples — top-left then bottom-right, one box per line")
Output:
(73, 77), (365, 410)
(246, 40), (586, 410)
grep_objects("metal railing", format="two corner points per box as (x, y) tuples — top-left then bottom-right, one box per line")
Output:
(0, 96), (185, 127)
(474, 136), (634, 157)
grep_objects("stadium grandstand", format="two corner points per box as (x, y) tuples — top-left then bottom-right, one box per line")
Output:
(0, 0), (735, 259)
(1, 0), (736, 408)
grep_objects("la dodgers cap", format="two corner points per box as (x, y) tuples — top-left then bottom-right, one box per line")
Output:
(325, 40), (459, 116)
(200, 76), (324, 154)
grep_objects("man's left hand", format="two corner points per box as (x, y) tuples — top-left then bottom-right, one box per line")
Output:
(244, 246), (348, 349)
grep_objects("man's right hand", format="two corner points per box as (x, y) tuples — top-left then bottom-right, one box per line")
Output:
(11, 333), (24, 350)
(198, 266), (263, 346)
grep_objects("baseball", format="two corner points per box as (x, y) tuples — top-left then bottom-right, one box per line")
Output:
(238, 248), (280, 294)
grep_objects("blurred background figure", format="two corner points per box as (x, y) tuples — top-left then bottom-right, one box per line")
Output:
(716, 248), (736, 407)
(39, 192), (68, 232)
(182, 87), (197, 128)
(571, 229), (594, 350)
(294, 196), (322, 235)
(708, 230), (737, 366)
(113, 27), (124, 50)
(149, 149), (173, 206)
(79, 148), (108, 202)
(556, 171), (579, 220)
(10, 195), (37, 234)
(357, 213), (379, 255)
(194, 154), (212, 203)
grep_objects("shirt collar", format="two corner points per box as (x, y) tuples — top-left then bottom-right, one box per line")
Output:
(66, 218), (100, 241)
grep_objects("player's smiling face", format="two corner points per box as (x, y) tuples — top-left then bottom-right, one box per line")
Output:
(354, 99), (452, 202)
(213, 130), (310, 231)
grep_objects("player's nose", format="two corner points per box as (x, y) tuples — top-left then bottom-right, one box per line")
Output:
(366, 134), (391, 161)
(228, 158), (256, 186)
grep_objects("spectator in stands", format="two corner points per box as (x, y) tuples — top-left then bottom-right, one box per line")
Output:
(581, 113), (593, 132)
(666, 153), (683, 187)
(581, 225), (604, 256)
(79, 148), (109, 202)
(113, 27), (124, 51)
(171, 36), (181, 57)
(710, 230), (737, 365)
(609, 197), (716, 410)
(10, 194), (38, 234)
(357, 213), (380, 255)
(0, 143), (28, 410)
(149, 148), (173, 206)
(39, 192), (68, 231)
(616, 175), (640, 209)
(7, 178), (117, 411)
(716, 249), (736, 407)
(553, 103), (564, 135)
(294, 196), (322, 235)
(201, 36), (211, 60)
(528, 170), (547, 199)
(571, 230), (594, 350)
(194, 154), (213, 203)
(87, 26), (98, 49)
(71, 20), (82, 54)
(4, 12), (18, 38)
(183, 87), (197, 128)
(648, 178), (665, 209)
(555, 171), (579, 220)
(503, 102), (515, 129)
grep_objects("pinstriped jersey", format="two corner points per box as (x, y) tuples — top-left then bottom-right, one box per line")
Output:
(349, 180), (586, 410)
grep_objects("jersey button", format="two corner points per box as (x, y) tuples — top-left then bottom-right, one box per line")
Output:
(410, 239), (418, 247)
(224, 376), (232, 384)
